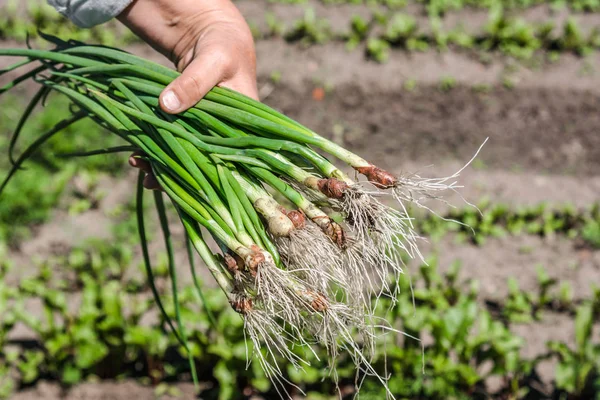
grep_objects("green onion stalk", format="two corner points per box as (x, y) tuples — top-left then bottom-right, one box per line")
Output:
(0, 38), (482, 396)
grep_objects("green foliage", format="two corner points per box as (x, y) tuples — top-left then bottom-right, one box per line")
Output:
(366, 38), (391, 62)
(246, 4), (600, 63)
(383, 13), (418, 45)
(483, 6), (541, 59)
(285, 8), (331, 45)
(439, 75), (457, 91)
(264, 12), (286, 38)
(380, 13), (430, 51)
(368, 259), (529, 399)
(548, 295), (600, 398)
(582, 219), (600, 248)
(416, 201), (600, 247)
(1, 236), (599, 399)
(560, 18), (592, 56)
(0, 0), (138, 46)
(346, 15), (371, 51)
(0, 95), (125, 244)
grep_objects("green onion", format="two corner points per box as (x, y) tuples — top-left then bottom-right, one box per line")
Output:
(0, 38), (482, 396)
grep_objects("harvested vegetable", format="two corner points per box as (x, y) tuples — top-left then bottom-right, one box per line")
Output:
(0, 36), (485, 397)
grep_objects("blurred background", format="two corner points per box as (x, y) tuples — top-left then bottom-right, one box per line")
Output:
(0, 0), (599, 399)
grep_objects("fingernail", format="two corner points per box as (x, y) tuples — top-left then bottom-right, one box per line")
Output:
(162, 90), (181, 111)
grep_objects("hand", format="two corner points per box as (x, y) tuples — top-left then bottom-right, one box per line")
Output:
(118, 0), (258, 188)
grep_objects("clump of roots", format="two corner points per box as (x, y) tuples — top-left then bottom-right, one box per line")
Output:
(390, 139), (488, 217)
(300, 291), (379, 376)
(274, 211), (346, 294)
(348, 186), (422, 258)
(231, 284), (397, 399)
(246, 249), (316, 327)
(304, 184), (418, 308)
(229, 292), (309, 398)
(288, 177), (416, 305)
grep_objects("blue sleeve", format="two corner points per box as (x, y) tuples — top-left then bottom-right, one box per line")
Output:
(47, 0), (134, 28)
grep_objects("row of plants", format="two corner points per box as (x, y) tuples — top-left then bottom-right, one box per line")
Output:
(0, 0), (138, 47)
(262, 0), (600, 13)
(255, 7), (600, 62)
(415, 200), (600, 247)
(1, 2), (599, 62)
(0, 235), (598, 399)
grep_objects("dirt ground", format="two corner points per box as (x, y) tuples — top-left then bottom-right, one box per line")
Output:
(2, 2), (600, 398)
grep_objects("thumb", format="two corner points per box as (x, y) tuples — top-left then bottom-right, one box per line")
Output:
(159, 50), (231, 114)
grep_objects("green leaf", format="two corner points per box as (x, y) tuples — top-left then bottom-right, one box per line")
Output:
(555, 362), (575, 392)
(575, 303), (594, 349)
(75, 342), (109, 369)
(46, 333), (71, 358)
(62, 363), (83, 385)
(214, 361), (235, 400)
(251, 361), (271, 392)
(18, 350), (44, 383)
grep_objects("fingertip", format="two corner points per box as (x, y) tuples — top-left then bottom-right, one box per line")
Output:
(129, 150), (144, 167)
(128, 155), (137, 168)
(130, 154), (152, 174)
(160, 88), (182, 114)
(162, 54), (227, 113)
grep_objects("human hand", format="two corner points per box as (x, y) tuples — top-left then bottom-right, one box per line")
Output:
(118, 0), (258, 188)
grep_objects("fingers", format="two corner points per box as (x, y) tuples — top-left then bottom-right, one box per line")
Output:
(129, 153), (151, 173)
(143, 174), (161, 190)
(129, 152), (161, 190)
(159, 47), (230, 114)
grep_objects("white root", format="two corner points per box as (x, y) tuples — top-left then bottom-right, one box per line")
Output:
(274, 221), (348, 294)
(231, 294), (308, 399)
(233, 141), (488, 397)
(391, 138), (488, 222)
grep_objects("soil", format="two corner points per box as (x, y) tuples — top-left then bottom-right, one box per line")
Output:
(1, 2), (600, 398)
(10, 381), (199, 400)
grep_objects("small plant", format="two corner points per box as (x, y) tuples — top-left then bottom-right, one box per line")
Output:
(582, 219), (600, 248)
(269, 70), (282, 84)
(366, 38), (391, 62)
(560, 18), (591, 56)
(549, 301), (600, 399)
(346, 14), (371, 51)
(504, 277), (535, 323)
(383, 13), (419, 46)
(484, 6), (541, 60)
(265, 12), (285, 37)
(403, 78), (418, 91)
(472, 83), (492, 93)
(285, 8), (331, 45)
(439, 76), (457, 92)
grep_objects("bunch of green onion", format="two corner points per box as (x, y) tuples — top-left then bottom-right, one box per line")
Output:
(0, 36), (482, 395)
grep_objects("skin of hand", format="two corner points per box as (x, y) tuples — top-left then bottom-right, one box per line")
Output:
(117, 0), (258, 189)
